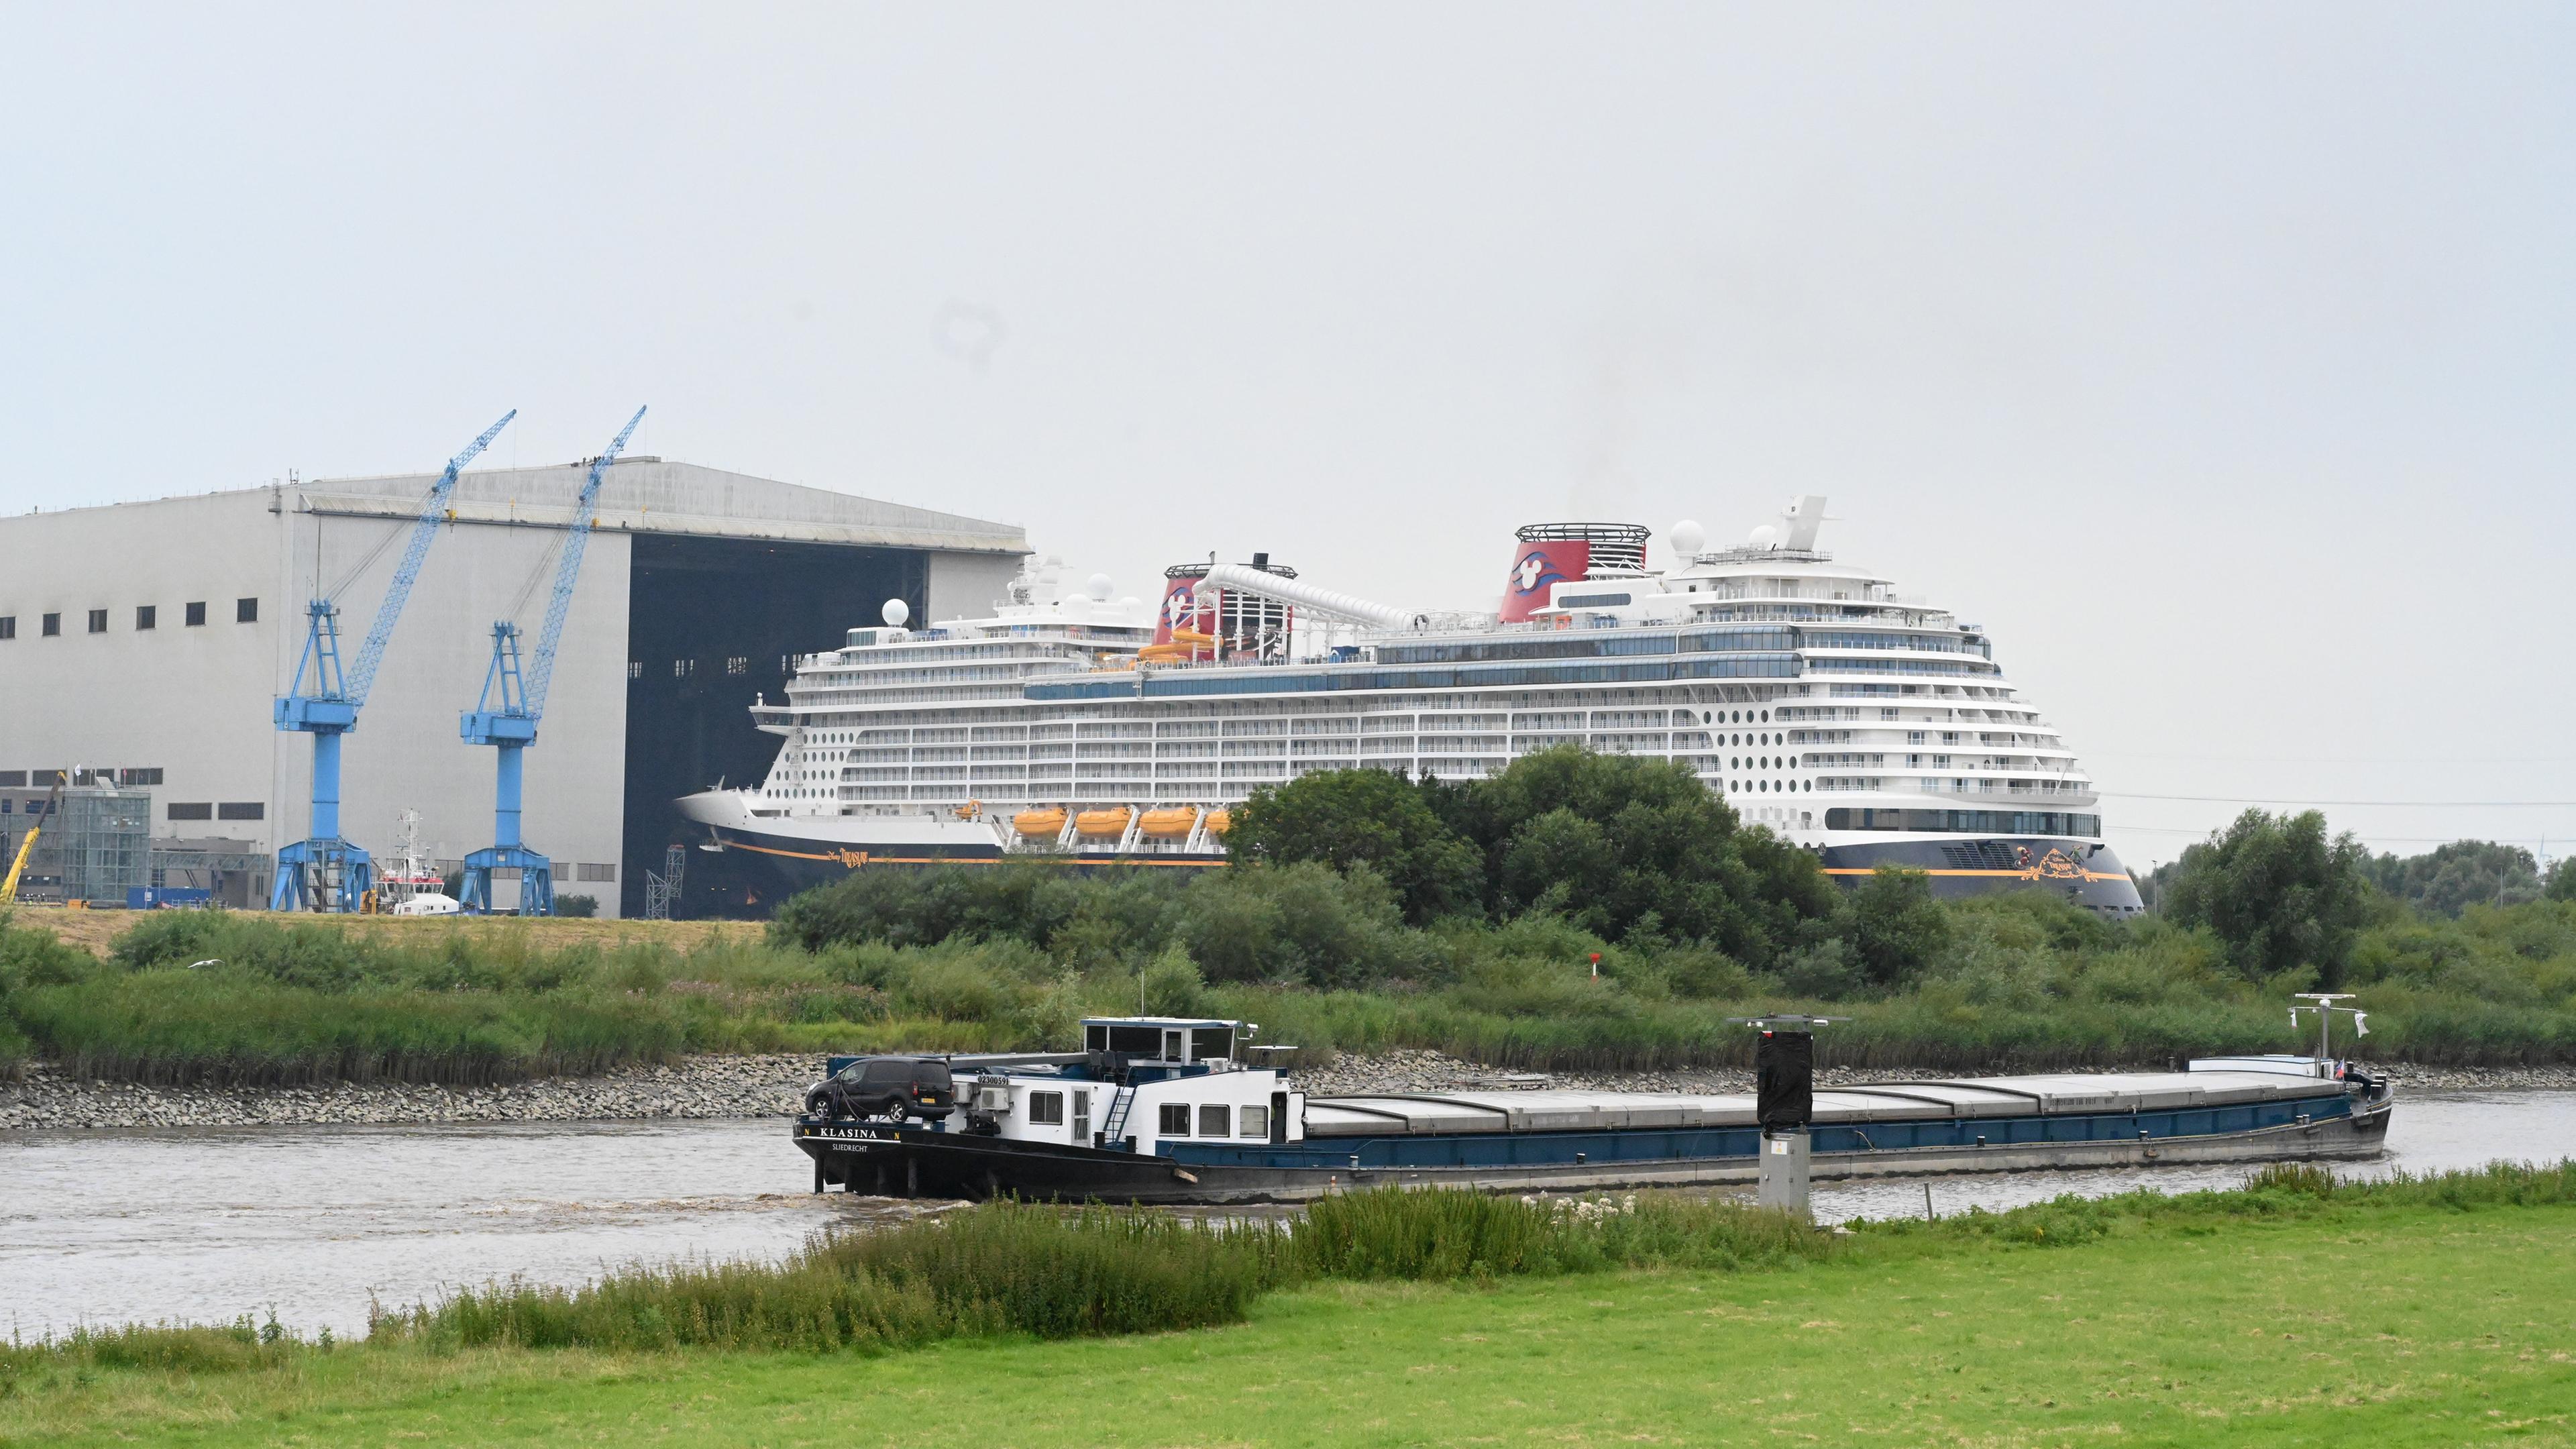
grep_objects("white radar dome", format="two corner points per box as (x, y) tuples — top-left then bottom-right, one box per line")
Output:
(1748, 524), (1778, 550)
(1669, 519), (1706, 559)
(881, 598), (910, 627)
(1059, 594), (1094, 621)
(1086, 572), (1114, 601)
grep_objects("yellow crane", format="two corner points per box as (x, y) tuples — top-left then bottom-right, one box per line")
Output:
(1, 779), (65, 906)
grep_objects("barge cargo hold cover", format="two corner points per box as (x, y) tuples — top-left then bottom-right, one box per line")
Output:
(792, 1016), (2394, 1205)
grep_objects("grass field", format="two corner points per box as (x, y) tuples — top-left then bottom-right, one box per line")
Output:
(5, 1188), (2571, 1447)
(9, 906), (764, 960)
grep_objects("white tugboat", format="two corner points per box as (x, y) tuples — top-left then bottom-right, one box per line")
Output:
(377, 810), (459, 916)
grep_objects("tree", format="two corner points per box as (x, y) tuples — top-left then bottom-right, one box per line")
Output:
(1842, 865), (1950, 989)
(1230, 767), (1483, 923)
(1464, 746), (1839, 961)
(2551, 858), (2576, 904)
(2365, 841), (2541, 916)
(2164, 809), (2372, 986)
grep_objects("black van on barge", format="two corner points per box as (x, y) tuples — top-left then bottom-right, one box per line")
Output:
(794, 1014), (2394, 1205)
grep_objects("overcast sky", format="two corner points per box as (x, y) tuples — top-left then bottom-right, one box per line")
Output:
(6, 3), (2571, 873)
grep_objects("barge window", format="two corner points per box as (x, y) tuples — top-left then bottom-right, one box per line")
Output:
(1158, 1104), (1191, 1136)
(1199, 1104), (1230, 1138)
(1238, 1105), (1269, 1139)
(1108, 1025), (1162, 1055)
(1028, 1091), (1065, 1125)
(1191, 1026), (1235, 1061)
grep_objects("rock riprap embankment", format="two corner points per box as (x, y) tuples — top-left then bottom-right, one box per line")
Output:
(4, 1051), (2568, 1132)
(0, 1055), (820, 1131)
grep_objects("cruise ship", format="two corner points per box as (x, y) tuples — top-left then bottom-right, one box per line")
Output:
(677, 496), (2144, 914)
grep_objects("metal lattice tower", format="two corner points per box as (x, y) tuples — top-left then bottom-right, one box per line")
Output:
(642, 843), (686, 920)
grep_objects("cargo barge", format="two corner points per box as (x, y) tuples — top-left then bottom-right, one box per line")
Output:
(793, 1014), (2394, 1204)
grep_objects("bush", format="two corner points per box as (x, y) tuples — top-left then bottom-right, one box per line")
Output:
(554, 895), (599, 918)
(769, 863), (1163, 956)
(1167, 863), (1430, 989)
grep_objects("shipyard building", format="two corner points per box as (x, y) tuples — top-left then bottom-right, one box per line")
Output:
(0, 459), (1025, 916)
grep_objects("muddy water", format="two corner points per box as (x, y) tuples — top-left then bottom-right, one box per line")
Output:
(4, 1093), (2571, 1340)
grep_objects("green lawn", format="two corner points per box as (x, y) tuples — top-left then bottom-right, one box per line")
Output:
(7, 1202), (2573, 1448)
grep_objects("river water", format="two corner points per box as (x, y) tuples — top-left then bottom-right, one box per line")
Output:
(4, 1091), (2571, 1340)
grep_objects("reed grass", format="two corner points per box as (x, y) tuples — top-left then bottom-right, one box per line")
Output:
(0, 1314), (313, 1390)
(368, 1191), (1829, 1356)
(376, 1200), (1277, 1354)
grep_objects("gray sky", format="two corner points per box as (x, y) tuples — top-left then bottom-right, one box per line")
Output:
(7, 3), (2571, 873)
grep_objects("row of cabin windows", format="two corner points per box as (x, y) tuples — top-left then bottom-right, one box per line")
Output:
(1157, 1102), (1271, 1139)
(0, 768), (164, 790)
(0, 600), (257, 641)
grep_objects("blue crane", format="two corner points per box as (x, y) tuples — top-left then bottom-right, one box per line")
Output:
(458, 406), (645, 915)
(274, 410), (518, 912)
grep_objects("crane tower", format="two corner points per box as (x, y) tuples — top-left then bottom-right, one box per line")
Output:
(457, 406), (645, 914)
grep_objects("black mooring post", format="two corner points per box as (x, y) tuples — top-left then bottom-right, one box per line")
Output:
(1756, 1028), (1815, 1217)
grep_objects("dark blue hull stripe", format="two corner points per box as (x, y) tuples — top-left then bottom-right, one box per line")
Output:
(1166, 1094), (2357, 1171)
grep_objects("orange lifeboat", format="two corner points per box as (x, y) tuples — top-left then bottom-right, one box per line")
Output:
(1138, 807), (1198, 839)
(1202, 809), (1232, 836)
(1074, 807), (1134, 839)
(1013, 808), (1067, 839)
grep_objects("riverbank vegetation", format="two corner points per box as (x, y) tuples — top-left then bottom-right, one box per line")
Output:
(4, 750), (2574, 1085)
(4, 1163), (2573, 1445)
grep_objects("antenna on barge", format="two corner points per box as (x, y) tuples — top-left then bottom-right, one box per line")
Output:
(2289, 994), (2369, 1077)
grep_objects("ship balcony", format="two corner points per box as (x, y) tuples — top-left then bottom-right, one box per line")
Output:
(1909, 779), (2098, 805)
(1812, 773), (2092, 794)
